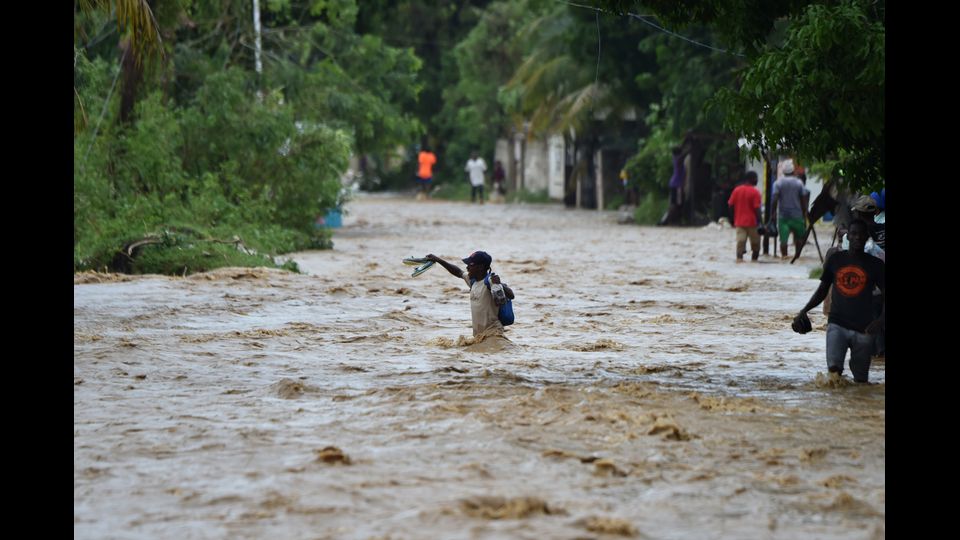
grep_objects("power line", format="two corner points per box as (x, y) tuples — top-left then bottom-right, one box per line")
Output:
(556, 0), (745, 57)
(627, 13), (745, 57)
(594, 11), (601, 89)
(83, 46), (127, 163)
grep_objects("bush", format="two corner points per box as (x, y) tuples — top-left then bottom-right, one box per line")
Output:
(634, 193), (669, 225)
(605, 194), (625, 210)
(73, 52), (349, 275)
(131, 240), (279, 276)
(624, 115), (678, 195)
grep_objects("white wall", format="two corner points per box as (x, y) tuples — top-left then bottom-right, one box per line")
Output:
(523, 139), (549, 192)
(547, 135), (565, 200)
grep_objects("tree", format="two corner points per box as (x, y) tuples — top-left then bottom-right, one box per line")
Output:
(355, 0), (492, 184)
(74, 0), (424, 273)
(598, 0), (885, 192)
(433, 0), (538, 178)
(76, 0), (166, 64)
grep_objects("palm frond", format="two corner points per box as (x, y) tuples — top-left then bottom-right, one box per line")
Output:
(79, 0), (164, 65)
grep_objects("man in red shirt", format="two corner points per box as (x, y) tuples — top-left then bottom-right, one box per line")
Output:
(727, 171), (763, 262)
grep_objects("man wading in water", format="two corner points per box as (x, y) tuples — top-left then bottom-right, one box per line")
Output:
(426, 251), (514, 340)
(792, 219), (885, 383)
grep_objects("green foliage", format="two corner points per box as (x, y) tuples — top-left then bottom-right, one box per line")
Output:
(637, 28), (742, 136)
(74, 1), (431, 276)
(183, 68), (353, 230)
(74, 0), (422, 271)
(131, 241), (279, 276)
(355, 0), (493, 186)
(77, 0), (166, 65)
(265, 26), (423, 157)
(635, 0), (815, 55)
(711, 1), (884, 192)
(633, 192), (669, 225)
(809, 267), (823, 280)
(594, 0), (885, 193)
(499, 2), (738, 209)
(605, 194), (625, 210)
(74, 46), (349, 274)
(624, 111), (679, 194)
(434, 0), (538, 184)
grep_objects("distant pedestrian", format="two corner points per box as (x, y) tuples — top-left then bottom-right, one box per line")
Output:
(770, 159), (810, 259)
(659, 146), (686, 226)
(465, 151), (487, 204)
(727, 171), (762, 262)
(491, 160), (506, 203)
(417, 147), (437, 199)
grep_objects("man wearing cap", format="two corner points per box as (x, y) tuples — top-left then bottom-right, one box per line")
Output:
(793, 219), (885, 383)
(839, 195), (884, 261)
(770, 159), (810, 259)
(425, 251), (515, 339)
(835, 194), (885, 358)
(822, 194), (884, 321)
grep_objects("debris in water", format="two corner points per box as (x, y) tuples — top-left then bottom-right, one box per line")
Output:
(271, 378), (318, 399)
(460, 496), (558, 519)
(315, 446), (351, 465)
(579, 516), (638, 536)
(593, 458), (629, 477)
(647, 418), (691, 441)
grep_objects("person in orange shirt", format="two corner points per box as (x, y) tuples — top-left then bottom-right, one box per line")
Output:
(417, 147), (437, 197)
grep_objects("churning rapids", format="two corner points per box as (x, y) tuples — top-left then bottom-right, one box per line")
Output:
(75, 194), (883, 539)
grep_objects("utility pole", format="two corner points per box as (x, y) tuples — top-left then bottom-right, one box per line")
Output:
(252, 0), (264, 100)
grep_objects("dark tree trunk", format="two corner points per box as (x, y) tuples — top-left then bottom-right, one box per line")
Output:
(119, 37), (143, 124)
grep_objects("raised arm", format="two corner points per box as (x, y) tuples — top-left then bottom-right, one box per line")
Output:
(426, 254), (464, 279)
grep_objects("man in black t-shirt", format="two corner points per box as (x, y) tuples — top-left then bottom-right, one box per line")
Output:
(793, 220), (885, 382)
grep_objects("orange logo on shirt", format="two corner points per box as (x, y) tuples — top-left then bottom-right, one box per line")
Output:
(835, 265), (867, 297)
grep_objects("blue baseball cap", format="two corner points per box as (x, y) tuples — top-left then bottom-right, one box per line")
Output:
(462, 251), (492, 266)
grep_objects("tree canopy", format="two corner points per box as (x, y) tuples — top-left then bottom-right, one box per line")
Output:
(74, 0), (423, 273)
(599, 0), (885, 191)
(75, 0), (885, 274)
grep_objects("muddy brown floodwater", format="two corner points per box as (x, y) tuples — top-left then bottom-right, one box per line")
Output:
(75, 194), (884, 539)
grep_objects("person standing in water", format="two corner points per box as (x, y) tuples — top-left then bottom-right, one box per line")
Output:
(426, 251), (514, 338)
(792, 219), (884, 383)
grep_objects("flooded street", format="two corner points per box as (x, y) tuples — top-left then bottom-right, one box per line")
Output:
(74, 194), (884, 539)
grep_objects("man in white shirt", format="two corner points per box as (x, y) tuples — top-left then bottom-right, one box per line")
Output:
(465, 151), (487, 204)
